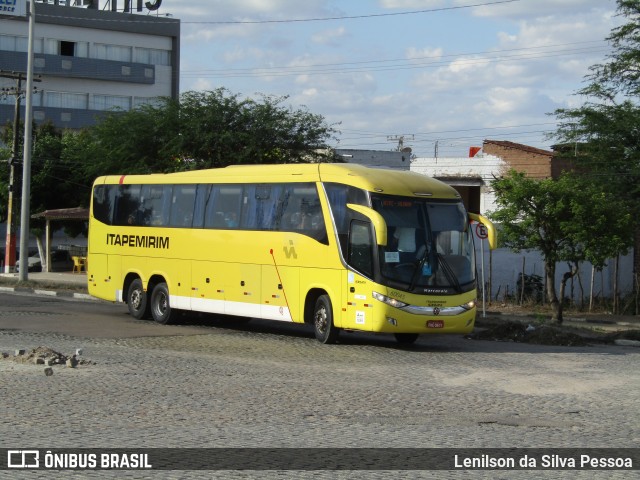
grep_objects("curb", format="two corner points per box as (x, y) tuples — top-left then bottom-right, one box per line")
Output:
(0, 285), (95, 301)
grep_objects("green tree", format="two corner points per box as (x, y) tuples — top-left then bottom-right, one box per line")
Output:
(30, 123), (90, 237)
(552, 0), (640, 301)
(490, 171), (632, 323)
(2, 88), (337, 256)
(1, 121), (88, 267)
(66, 88), (339, 182)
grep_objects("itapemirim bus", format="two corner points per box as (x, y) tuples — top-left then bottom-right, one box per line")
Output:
(88, 163), (496, 344)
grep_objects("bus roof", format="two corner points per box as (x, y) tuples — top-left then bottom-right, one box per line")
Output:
(95, 163), (460, 200)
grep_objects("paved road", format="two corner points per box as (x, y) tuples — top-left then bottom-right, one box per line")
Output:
(1, 292), (639, 479)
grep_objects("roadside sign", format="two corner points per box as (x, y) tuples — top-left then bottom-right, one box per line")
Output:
(1, 0), (27, 17)
(476, 223), (488, 240)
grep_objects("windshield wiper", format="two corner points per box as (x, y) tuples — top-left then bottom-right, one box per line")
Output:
(437, 253), (462, 293)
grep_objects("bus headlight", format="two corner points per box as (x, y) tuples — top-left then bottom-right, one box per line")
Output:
(461, 299), (476, 310)
(372, 291), (408, 309)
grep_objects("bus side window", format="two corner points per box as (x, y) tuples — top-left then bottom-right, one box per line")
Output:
(204, 185), (242, 229)
(93, 184), (117, 225)
(169, 185), (196, 227)
(140, 185), (170, 226)
(114, 184), (142, 226)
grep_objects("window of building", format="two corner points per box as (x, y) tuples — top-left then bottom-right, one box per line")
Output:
(92, 94), (131, 111)
(133, 97), (162, 108)
(57, 40), (88, 57)
(44, 91), (89, 109)
(0, 34), (28, 52)
(94, 43), (132, 62)
(60, 41), (75, 57)
(134, 47), (170, 66)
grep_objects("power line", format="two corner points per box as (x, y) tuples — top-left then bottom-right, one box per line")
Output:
(181, 0), (522, 25)
(36, 0), (522, 26)
(182, 40), (606, 76)
(181, 42), (609, 79)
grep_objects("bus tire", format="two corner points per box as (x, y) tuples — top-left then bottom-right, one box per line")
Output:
(150, 282), (179, 325)
(126, 278), (150, 320)
(394, 333), (419, 345)
(313, 294), (339, 344)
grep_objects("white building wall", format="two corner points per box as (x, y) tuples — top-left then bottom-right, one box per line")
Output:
(410, 154), (504, 215)
(3, 21), (173, 99)
(476, 242), (634, 304)
(1, 3), (179, 129)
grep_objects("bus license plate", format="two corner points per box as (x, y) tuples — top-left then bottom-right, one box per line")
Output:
(427, 320), (444, 328)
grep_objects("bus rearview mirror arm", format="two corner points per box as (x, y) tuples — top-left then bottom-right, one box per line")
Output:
(347, 203), (388, 246)
(468, 212), (498, 250)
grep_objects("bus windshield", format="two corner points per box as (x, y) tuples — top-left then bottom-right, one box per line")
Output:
(371, 195), (475, 293)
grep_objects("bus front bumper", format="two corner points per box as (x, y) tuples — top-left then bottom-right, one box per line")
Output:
(371, 291), (477, 334)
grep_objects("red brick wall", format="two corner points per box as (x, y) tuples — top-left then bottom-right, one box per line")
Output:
(483, 142), (553, 179)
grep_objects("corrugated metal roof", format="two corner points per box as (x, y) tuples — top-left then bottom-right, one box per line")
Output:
(31, 207), (89, 220)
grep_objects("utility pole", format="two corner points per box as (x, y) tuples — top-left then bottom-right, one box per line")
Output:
(1, 71), (40, 274)
(19, 0), (37, 282)
(1, 72), (25, 273)
(387, 134), (414, 152)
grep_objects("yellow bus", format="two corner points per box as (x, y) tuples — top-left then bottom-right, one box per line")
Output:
(88, 163), (496, 344)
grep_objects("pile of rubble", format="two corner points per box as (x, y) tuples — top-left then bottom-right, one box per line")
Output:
(1, 346), (95, 373)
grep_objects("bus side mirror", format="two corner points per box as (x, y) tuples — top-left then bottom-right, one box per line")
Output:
(346, 203), (388, 246)
(468, 212), (497, 250)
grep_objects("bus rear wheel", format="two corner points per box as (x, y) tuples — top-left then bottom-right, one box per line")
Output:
(394, 333), (419, 345)
(313, 294), (339, 344)
(126, 279), (150, 320)
(150, 282), (179, 325)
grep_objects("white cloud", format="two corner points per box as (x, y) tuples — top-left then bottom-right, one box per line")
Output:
(406, 46), (442, 61)
(168, 0), (333, 21)
(173, 0), (621, 155)
(379, 0), (444, 8)
(471, 0), (613, 19)
(311, 26), (348, 45)
(477, 87), (531, 115)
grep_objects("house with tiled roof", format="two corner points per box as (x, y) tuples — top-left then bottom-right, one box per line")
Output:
(411, 139), (631, 304)
(410, 139), (574, 215)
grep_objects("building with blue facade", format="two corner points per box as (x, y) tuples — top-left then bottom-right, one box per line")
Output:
(1, 0), (179, 130)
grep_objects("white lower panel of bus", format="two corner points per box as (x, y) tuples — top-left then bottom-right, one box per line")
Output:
(180, 296), (293, 322)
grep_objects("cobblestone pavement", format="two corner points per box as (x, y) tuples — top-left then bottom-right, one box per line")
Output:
(1, 293), (639, 479)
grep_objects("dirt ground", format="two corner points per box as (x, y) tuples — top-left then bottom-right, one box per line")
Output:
(476, 303), (640, 346)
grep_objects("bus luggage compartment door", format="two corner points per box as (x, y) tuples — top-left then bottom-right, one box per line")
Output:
(343, 271), (374, 331)
(225, 263), (261, 319)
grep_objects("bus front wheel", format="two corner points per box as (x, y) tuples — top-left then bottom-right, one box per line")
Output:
(127, 278), (150, 320)
(313, 295), (339, 344)
(150, 282), (179, 325)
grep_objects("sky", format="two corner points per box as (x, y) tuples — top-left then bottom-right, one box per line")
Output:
(159, 0), (620, 158)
